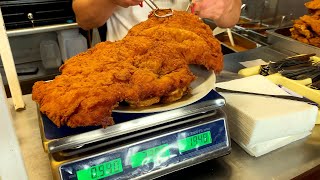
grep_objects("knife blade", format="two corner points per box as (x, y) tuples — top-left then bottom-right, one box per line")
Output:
(215, 87), (318, 107)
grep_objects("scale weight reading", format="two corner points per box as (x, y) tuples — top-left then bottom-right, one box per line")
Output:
(59, 117), (229, 180)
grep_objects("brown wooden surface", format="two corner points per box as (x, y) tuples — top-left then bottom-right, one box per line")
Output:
(293, 164), (320, 180)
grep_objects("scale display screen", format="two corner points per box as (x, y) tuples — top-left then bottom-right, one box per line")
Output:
(76, 158), (123, 180)
(60, 119), (227, 180)
(130, 144), (170, 168)
(178, 131), (212, 153)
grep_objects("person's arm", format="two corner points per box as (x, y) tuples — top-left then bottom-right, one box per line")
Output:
(72, 0), (143, 30)
(195, 0), (242, 28)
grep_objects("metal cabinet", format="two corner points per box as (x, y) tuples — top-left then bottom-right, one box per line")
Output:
(0, 0), (79, 97)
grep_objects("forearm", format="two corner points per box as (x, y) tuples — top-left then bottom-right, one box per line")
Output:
(72, 0), (116, 30)
(215, 0), (242, 28)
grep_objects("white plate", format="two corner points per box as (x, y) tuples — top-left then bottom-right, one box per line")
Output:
(113, 65), (216, 113)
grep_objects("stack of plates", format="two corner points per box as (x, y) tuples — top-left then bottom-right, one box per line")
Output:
(216, 75), (318, 157)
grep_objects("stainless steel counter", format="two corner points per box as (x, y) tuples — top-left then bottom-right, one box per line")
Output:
(8, 47), (320, 180)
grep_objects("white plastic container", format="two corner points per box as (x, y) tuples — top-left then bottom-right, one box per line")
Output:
(40, 40), (62, 69)
(57, 29), (88, 62)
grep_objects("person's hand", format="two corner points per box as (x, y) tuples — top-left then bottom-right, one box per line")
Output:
(193, 0), (232, 21)
(111, 0), (143, 8)
(193, 0), (241, 28)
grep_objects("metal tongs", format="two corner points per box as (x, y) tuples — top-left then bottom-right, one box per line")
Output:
(139, 0), (173, 18)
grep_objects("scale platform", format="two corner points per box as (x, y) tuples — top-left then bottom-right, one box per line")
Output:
(37, 90), (231, 180)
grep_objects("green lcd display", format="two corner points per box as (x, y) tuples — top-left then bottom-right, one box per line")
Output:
(178, 131), (212, 153)
(130, 144), (170, 168)
(76, 158), (123, 180)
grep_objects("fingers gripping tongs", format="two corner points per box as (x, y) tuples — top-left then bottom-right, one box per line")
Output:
(139, 0), (173, 18)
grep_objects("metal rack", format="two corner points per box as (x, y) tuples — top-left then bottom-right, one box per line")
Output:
(7, 23), (78, 37)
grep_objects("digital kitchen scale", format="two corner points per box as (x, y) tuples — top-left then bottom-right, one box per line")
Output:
(37, 90), (231, 180)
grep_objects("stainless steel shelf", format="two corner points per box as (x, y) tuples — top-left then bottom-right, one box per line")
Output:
(6, 23), (79, 37)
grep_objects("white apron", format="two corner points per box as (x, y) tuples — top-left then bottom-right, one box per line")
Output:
(106, 0), (189, 41)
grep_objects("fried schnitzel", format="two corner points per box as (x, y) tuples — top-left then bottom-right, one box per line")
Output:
(32, 11), (223, 128)
(291, 0), (320, 47)
(305, 0), (320, 10)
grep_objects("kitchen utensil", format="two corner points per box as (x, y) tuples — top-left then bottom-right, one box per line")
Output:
(241, 4), (246, 11)
(213, 27), (227, 36)
(259, 53), (316, 76)
(227, 28), (235, 47)
(142, 0), (173, 18)
(186, 0), (192, 12)
(215, 87), (318, 106)
(212, 27), (235, 47)
(310, 80), (320, 90)
(279, 15), (286, 28)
